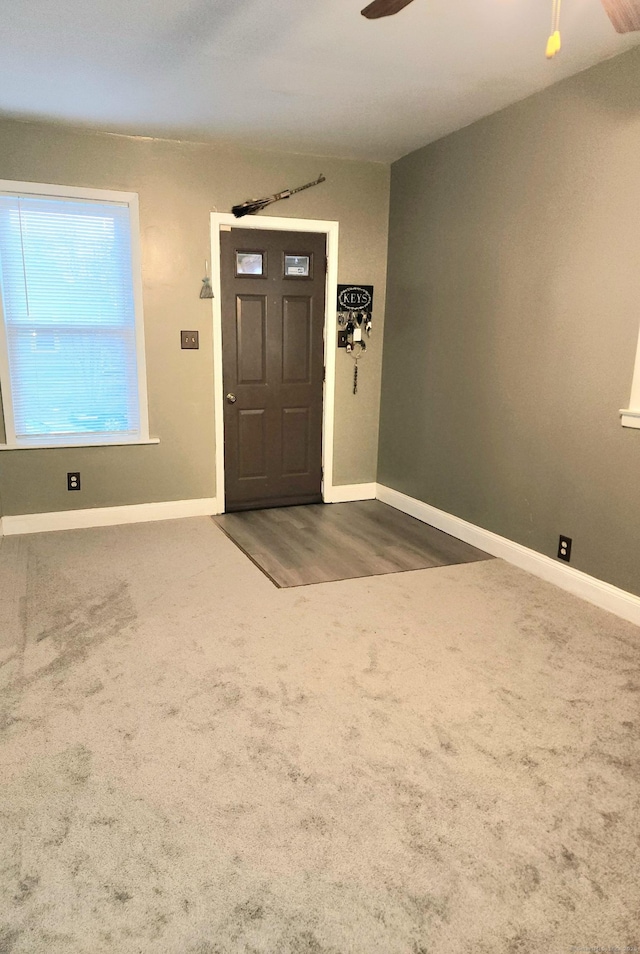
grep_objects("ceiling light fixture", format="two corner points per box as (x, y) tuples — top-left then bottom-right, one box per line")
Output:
(361, 0), (640, 58)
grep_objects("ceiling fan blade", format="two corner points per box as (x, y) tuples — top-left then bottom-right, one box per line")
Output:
(600, 0), (640, 32)
(361, 0), (416, 19)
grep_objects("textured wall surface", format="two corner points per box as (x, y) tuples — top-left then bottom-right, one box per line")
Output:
(0, 120), (389, 516)
(378, 47), (640, 596)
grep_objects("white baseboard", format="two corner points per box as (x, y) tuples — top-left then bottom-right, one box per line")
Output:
(1, 497), (220, 536)
(376, 483), (640, 628)
(5, 485), (637, 628)
(324, 482), (377, 504)
(0, 484), (374, 534)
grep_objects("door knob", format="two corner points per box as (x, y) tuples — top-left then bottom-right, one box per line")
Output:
(226, 392), (237, 404)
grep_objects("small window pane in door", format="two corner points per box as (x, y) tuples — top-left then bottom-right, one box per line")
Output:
(236, 251), (264, 276)
(284, 255), (310, 278)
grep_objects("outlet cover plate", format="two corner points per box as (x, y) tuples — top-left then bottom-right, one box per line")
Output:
(557, 535), (572, 562)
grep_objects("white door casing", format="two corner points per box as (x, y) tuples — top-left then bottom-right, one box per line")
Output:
(209, 213), (339, 513)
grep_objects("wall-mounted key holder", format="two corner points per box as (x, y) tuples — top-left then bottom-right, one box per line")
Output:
(337, 284), (373, 395)
(337, 285), (373, 351)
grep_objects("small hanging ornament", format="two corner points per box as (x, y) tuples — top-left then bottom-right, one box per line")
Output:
(349, 340), (366, 395)
(546, 0), (562, 58)
(199, 260), (214, 299)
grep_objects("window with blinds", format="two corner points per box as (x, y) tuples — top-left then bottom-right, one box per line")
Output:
(0, 184), (149, 448)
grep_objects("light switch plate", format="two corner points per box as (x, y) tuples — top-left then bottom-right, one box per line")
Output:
(181, 330), (199, 350)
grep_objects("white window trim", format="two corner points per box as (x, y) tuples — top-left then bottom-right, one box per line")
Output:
(0, 438), (160, 451)
(620, 323), (640, 428)
(0, 179), (154, 449)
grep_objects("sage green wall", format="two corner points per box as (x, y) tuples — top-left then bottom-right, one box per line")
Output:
(0, 120), (389, 516)
(378, 47), (640, 597)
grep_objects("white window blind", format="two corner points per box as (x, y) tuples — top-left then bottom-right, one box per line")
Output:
(0, 189), (149, 447)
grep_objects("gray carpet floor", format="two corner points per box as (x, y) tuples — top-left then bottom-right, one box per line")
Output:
(0, 516), (638, 953)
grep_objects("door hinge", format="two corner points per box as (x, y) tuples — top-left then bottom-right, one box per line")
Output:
(324, 256), (328, 275)
(323, 366), (326, 382)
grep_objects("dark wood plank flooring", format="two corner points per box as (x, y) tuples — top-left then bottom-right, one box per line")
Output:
(215, 500), (492, 587)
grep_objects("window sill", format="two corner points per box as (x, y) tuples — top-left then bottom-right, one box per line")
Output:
(0, 437), (160, 450)
(620, 409), (640, 429)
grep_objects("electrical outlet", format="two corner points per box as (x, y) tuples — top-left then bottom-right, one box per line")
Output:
(67, 472), (81, 491)
(557, 535), (572, 562)
(181, 330), (199, 350)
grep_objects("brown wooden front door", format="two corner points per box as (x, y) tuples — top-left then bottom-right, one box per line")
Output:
(220, 228), (326, 512)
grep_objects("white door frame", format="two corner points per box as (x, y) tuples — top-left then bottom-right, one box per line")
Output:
(210, 213), (339, 514)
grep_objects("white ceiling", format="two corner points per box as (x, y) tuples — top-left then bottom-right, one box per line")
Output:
(2, 0), (639, 162)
